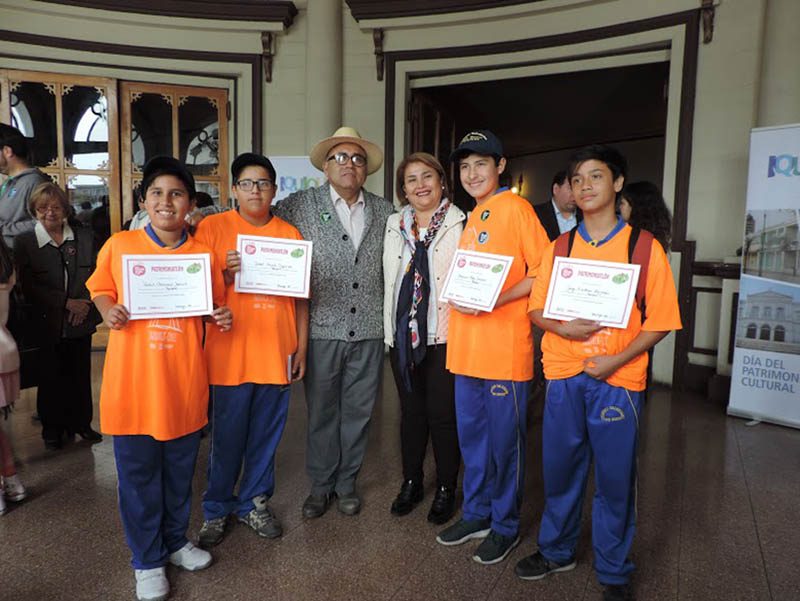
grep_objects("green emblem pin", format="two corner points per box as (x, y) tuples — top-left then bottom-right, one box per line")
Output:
(321, 211), (332, 223)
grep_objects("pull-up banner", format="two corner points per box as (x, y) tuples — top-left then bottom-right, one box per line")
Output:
(729, 123), (800, 429)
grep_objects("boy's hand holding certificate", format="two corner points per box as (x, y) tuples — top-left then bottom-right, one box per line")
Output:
(543, 257), (640, 329)
(123, 254), (214, 320)
(234, 234), (312, 298)
(439, 249), (514, 312)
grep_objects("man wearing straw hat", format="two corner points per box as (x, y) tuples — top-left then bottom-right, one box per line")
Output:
(272, 126), (393, 518)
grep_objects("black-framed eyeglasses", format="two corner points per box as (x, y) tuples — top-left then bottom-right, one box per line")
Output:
(235, 179), (274, 191)
(326, 152), (367, 168)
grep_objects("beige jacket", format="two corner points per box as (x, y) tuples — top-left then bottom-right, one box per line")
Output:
(383, 204), (466, 347)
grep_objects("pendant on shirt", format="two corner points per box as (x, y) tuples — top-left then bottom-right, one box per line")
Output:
(320, 211), (332, 223)
(478, 231), (489, 244)
(480, 209), (490, 221)
(409, 318), (420, 349)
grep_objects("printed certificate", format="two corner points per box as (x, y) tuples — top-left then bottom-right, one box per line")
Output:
(543, 257), (640, 329)
(439, 249), (514, 312)
(123, 254), (214, 320)
(234, 235), (312, 298)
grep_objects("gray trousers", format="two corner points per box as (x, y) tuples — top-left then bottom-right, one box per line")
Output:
(304, 338), (384, 496)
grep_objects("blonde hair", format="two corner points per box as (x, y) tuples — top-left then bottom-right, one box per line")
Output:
(28, 181), (71, 217)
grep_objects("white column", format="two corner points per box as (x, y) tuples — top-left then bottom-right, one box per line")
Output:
(757, 0), (800, 126)
(305, 0), (343, 150)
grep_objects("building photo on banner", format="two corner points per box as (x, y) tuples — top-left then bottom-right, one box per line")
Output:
(729, 123), (800, 429)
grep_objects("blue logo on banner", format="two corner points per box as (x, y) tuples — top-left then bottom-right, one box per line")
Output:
(767, 154), (800, 178)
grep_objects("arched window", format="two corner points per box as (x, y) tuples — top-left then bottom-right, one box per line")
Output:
(763, 307), (772, 319)
(746, 324), (757, 339)
(774, 326), (786, 342)
(760, 325), (771, 340)
(750, 305), (760, 318)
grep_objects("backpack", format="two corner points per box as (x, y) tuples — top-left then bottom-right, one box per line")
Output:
(553, 226), (653, 319)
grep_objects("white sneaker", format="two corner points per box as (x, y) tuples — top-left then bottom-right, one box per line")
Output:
(2, 474), (26, 502)
(134, 567), (169, 601)
(168, 542), (212, 571)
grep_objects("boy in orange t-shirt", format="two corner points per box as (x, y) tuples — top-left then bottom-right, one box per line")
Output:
(87, 157), (231, 601)
(515, 145), (681, 601)
(436, 131), (549, 565)
(194, 153), (309, 548)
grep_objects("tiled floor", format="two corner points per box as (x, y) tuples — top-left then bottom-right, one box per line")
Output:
(1, 353), (799, 601)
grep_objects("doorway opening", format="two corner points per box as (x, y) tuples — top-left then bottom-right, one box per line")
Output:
(409, 61), (670, 211)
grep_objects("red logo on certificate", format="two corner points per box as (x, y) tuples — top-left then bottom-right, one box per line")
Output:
(561, 267), (573, 278)
(245, 244), (256, 255)
(133, 264), (146, 276)
(457, 258), (466, 268)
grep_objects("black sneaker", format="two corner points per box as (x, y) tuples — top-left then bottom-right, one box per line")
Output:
(427, 485), (457, 525)
(436, 517), (491, 546)
(515, 550), (577, 580)
(198, 516), (228, 548)
(390, 480), (423, 516)
(473, 530), (520, 564)
(603, 584), (633, 601)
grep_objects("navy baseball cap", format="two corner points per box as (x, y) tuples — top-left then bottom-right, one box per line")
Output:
(449, 130), (504, 163)
(141, 156), (196, 199)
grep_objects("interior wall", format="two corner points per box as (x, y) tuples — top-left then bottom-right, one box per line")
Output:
(508, 137), (666, 206)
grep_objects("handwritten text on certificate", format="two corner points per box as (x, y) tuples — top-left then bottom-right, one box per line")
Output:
(234, 235), (312, 298)
(543, 257), (640, 329)
(439, 249), (513, 312)
(123, 254), (214, 320)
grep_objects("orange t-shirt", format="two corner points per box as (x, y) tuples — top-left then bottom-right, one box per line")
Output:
(446, 190), (549, 381)
(195, 210), (303, 386)
(528, 224), (682, 391)
(86, 229), (225, 441)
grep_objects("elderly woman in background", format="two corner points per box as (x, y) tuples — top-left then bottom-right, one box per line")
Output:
(14, 182), (102, 450)
(383, 152), (465, 525)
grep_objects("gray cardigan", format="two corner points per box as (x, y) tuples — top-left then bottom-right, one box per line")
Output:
(272, 182), (394, 341)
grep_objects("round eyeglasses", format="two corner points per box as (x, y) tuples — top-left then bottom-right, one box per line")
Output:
(326, 152), (367, 168)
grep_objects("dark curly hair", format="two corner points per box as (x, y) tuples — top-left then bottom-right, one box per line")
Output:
(621, 181), (672, 252)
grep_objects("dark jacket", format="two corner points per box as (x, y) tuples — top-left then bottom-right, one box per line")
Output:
(13, 221), (100, 342)
(533, 200), (582, 242)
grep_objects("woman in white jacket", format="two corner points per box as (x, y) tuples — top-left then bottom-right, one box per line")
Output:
(383, 152), (465, 524)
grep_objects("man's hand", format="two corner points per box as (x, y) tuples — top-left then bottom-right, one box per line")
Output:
(557, 318), (603, 341)
(448, 301), (481, 316)
(291, 350), (307, 382)
(223, 250), (241, 286)
(210, 306), (233, 332)
(583, 354), (624, 381)
(105, 304), (130, 330)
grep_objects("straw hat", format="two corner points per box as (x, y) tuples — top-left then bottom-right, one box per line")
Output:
(309, 126), (383, 175)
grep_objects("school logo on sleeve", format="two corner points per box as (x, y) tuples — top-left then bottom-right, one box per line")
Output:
(600, 406), (626, 422)
(480, 209), (490, 221)
(478, 231), (489, 244)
